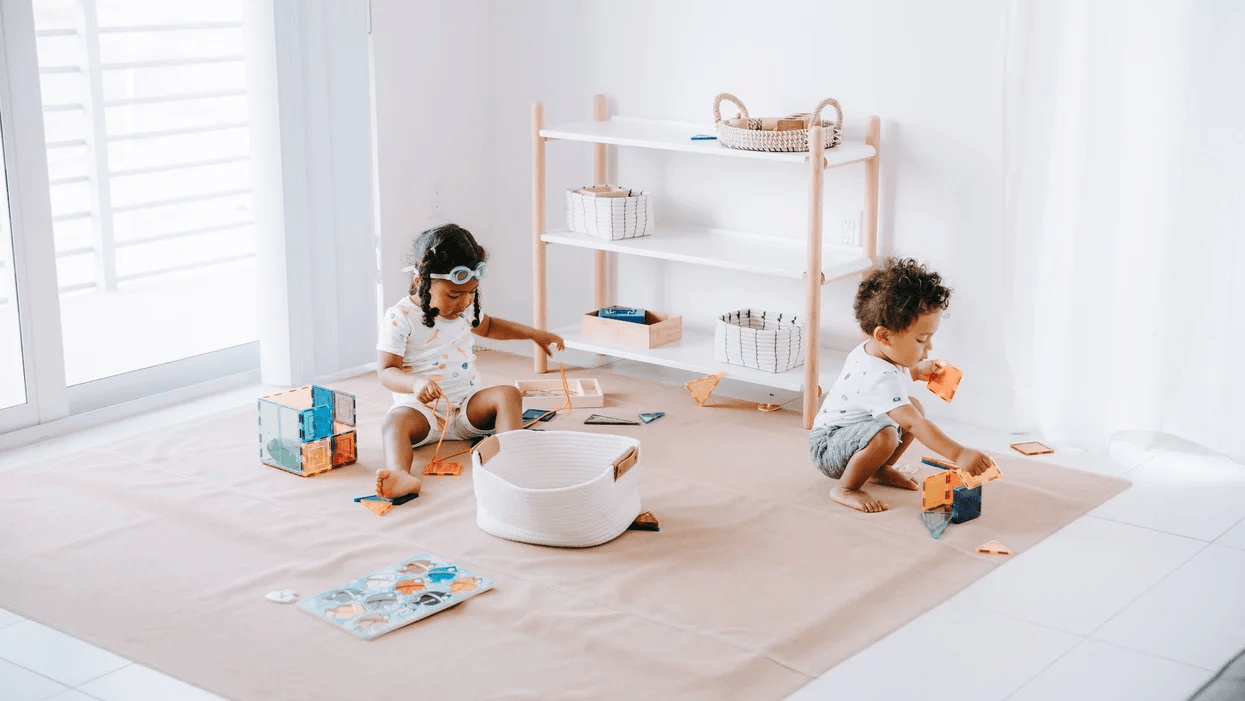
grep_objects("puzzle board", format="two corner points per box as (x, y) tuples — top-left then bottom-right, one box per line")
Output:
(298, 555), (494, 640)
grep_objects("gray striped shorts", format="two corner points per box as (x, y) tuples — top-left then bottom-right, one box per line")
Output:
(809, 418), (902, 479)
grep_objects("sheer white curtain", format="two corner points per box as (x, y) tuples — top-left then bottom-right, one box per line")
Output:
(1003, 0), (1245, 462)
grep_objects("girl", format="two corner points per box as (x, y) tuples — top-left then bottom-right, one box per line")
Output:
(375, 223), (564, 499)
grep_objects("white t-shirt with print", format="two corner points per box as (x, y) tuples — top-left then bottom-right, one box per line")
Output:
(376, 296), (482, 405)
(813, 341), (912, 430)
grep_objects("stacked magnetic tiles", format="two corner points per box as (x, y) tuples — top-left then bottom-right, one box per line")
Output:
(918, 455), (1001, 539)
(258, 385), (359, 476)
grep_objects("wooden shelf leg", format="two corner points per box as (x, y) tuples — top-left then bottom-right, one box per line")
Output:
(803, 125), (825, 430)
(863, 116), (881, 262)
(593, 94), (608, 310)
(532, 102), (548, 374)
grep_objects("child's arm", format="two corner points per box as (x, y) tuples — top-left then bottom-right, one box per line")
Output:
(472, 315), (565, 357)
(887, 404), (993, 476)
(377, 351), (441, 403)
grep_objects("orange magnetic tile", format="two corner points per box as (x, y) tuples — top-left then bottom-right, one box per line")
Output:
(958, 462), (1002, 489)
(363, 499), (391, 516)
(333, 431), (357, 467)
(302, 437), (332, 476)
(423, 460), (463, 476)
(921, 471), (959, 510)
(1010, 441), (1054, 456)
(684, 372), (724, 407)
(927, 363), (963, 402)
(976, 539), (1013, 555)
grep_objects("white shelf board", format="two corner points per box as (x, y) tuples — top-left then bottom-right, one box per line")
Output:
(557, 324), (849, 393)
(540, 117), (875, 168)
(542, 227), (873, 282)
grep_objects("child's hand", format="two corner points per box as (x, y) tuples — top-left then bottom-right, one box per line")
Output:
(532, 330), (565, 357)
(411, 376), (443, 405)
(913, 359), (945, 382)
(955, 448), (994, 477)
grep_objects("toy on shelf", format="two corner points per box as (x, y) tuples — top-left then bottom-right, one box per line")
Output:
(258, 385), (357, 476)
(598, 306), (647, 324)
(926, 362), (963, 402)
(684, 372), (724, 407)
(1010, 441), (1053, 456)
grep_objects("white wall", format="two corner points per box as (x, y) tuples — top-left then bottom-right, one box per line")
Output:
(370, 0), (492, 311)
(373, 0), (1016, 429)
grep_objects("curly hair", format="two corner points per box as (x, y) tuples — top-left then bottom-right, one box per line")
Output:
(854, 257), (951, 335)
(406, 223), (487, 328)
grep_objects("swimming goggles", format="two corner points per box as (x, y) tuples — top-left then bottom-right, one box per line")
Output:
(401, 262), (488, 284)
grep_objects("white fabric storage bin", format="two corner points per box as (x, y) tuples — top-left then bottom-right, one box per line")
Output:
(565, 188), (653, 240)
(714, 309), (807, 373)
(471, 430), (643, 548)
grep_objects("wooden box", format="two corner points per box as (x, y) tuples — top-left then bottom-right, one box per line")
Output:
(581, 309), (682, 349)
(515, 378), (605, 411)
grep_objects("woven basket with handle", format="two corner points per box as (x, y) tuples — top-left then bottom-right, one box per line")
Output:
(713, 93), (843, 152)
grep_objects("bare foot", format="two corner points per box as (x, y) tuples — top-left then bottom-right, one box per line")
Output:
(870, 465), (919, 491)
(830, 485), (888, 513)
(376, 469), (422, 499)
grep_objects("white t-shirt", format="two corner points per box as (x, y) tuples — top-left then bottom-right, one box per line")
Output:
(813, 342), (913, 430)
(376, 296), (482, 405)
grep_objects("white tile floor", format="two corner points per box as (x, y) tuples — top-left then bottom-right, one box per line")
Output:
(2, 356), (1243, 700)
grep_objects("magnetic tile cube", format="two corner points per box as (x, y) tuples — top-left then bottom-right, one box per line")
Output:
(259, 384), (358, 476)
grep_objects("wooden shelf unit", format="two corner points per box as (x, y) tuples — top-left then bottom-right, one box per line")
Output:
(532, 95), (881, 429)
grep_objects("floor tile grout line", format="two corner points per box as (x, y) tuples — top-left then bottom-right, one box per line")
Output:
(0, 635), (114, 692)
(1083, 513), (1214, 543)
(69, 660), (136, 690)
(1083, 538), (1213, 644)
(999, 635), (1086, 701)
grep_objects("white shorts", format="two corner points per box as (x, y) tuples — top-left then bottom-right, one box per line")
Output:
(389, 392), (491, 447)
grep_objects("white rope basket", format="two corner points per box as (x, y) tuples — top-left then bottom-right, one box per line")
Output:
(471, 430), (643, 548)
(714, 309), (807, 373)
(713, 93), (843, 153)
(565, 187), (653, 240)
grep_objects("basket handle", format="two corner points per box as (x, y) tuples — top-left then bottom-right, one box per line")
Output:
(811, 98), (843, 129)
(612, 445), (639, 480)
(473, 434), (501, 466)
(712, 93), (749, 124)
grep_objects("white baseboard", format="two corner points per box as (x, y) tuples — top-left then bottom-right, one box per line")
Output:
(0, 369), (261, 452)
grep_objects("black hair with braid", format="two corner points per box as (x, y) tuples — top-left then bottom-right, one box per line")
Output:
(406, 223), (488, 328)
(854, 257), (952, 335)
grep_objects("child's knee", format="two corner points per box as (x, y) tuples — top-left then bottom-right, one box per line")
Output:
(382, 407), (428, 437)
(498, 384), (522, 406)
(870, 426), (901, 453)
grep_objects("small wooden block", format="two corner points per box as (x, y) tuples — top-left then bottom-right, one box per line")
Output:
(423, 460), (463, 476)
(927, 363), (963, 402)
(628, 511), (660, 531)
(362, 499), (391, 517)
(1010, 441), (1053, 456)
(757, 403), (782, 412)
(976, 539), (1013, 556)
(684, 372), (724, 407)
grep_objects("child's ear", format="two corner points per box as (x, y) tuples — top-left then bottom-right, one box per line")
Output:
(871, 326), (891, 346)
